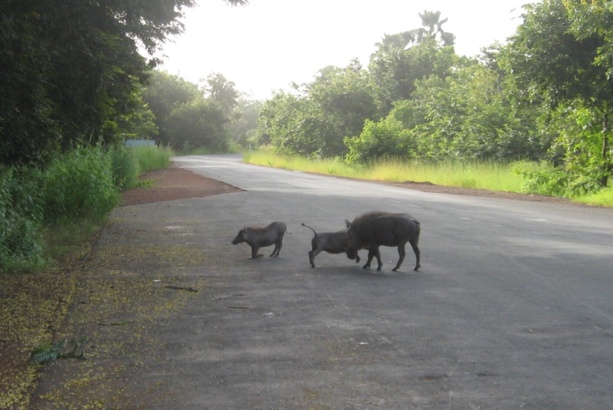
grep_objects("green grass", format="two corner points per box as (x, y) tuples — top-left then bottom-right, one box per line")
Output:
(243, 151), (525, 193)
(133, 145), (174, 173)
(575, 188), (613, 207)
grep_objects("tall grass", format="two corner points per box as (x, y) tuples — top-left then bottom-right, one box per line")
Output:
(575, 188), (613, 207)
(1, 144), (175, 273)
(133, 144), (173, 173)
(243, 152), (525, 193)
(44, 147), (119, 225)
(0, 166), (47, 272)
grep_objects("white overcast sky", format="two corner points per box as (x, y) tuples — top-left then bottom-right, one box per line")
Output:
(156, 0), (538, 100)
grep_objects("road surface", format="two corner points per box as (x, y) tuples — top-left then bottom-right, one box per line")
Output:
(34, 154), (611, 409)
(160, 155), (613, 409)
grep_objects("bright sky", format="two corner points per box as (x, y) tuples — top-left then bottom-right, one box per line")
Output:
(157, 0), (538, 101)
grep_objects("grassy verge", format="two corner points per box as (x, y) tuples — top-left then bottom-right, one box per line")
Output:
(133, 145), (173, 173)
(574, 188), (613, 207)
(243, 151), (525, 192)
(242, 151), (613, 207)
(0, 144), (174, 408)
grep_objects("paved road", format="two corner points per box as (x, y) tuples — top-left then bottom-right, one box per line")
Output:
(144, 155), (613, 408)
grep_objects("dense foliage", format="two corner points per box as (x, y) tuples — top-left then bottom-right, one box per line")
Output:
(0, 0), (247, 272)
(142, 70), (257, 152)
(0, 145), (172, 273)
(1, 0), (247, 166)
(0, 0), (195, 165)
(257, 2), (613, 197)
(257, 61), (377, 158)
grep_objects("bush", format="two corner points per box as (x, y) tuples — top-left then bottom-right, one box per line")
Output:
(344, 118), (415, 165)
(133, 144), (173, 173)
(43, 147), (119, 224)
(110, 145), (139, 190)
(0, 167), (46, 272)
(2, 144), (177, 273)
(512, 160), (607, 198)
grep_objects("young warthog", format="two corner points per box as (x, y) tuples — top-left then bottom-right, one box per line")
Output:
(231, 221), (287, 259)
(301, 223), (360, 268)
(346, 212), (421, 272)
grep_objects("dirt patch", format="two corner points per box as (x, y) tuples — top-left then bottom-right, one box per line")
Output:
(120, 163), (243, 207)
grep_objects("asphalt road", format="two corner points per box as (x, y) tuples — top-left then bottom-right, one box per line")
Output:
(144, 155), (613, 408)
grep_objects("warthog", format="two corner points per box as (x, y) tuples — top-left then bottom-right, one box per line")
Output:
(301, 223), (360, 268)
(231, 221), (287, 259)
(346, 211), (421, 272)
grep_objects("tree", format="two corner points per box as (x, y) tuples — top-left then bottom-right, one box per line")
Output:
(414, 10), (456, 47)
(344, 117), (415, 164)
(409, 63), (541, 161)
(142, 70), (232, 151)
(562, 0), (613, 78)
(503, 0), (613, 188)
(106, 88), (159, 141)
(306, 61), (378, 156)
(165, 100), (229, 152)
(346, 55), (543, 164)
(142, 71), (200, 145)
(226, 99), (262, 148)
(368, 11), (456, 114)
(0, 0), (247, 165)
(257, 91), (327, 156)
(258, 61), (378, 158)
(202, 73), (241, 114)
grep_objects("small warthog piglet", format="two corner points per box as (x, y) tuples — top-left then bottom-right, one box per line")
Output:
(301, 223), (360, 268)
(231, 221), (287, 259)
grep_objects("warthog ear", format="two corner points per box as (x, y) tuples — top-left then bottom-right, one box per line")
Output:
(345, 220), (351, 228)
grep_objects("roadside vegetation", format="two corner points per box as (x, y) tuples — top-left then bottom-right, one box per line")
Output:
(0, 145), (173, 274)
(250, 4), (613, 208)
(243, 151), (613, 207)
(0, 144), (173, 408)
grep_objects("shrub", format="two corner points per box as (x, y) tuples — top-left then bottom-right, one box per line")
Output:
(512, 160), (606, 198)
(344, 118), (415, 165)
(133, 144), (173, 173)
(0, 166), (46, 272)
(110, 145), (139, 190)
(43, 147), (119, 224)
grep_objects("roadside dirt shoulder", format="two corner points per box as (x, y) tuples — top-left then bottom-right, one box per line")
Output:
(120, 163), (243, 206)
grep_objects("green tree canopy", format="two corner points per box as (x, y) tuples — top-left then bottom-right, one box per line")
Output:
(368, 12), (456, 114)
(142, 70), (200, 145)
(0, 0), (247, 165)
(258, 61), (377, 158)
(165, 100), (229, 152)
(414, 10), (456, 47)
(142, 70), (232, 151)
(202, 73), (241, 114)
(502, 0), (613, 187)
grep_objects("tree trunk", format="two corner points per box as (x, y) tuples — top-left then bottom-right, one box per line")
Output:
(601, 111), (610, 187)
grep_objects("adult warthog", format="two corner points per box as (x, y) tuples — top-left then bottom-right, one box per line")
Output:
(346, 212), (421, 272)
